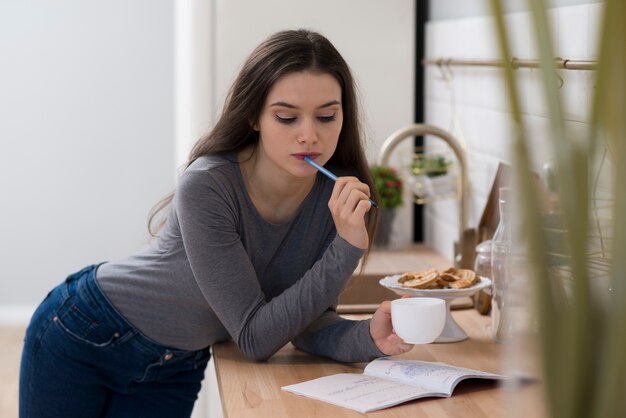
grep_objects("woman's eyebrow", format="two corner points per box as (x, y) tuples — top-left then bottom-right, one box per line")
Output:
(269, 100), (341, 109)
(317, 100), (341, 109)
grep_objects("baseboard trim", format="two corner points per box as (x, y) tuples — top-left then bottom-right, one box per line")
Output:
(0, 305), (36, 326)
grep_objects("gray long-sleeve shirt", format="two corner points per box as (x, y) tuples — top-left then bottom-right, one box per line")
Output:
(96, 154), (383, 362)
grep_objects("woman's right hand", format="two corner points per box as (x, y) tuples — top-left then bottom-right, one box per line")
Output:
(328, 176), (373, 249)
(370, 300), (414, 355)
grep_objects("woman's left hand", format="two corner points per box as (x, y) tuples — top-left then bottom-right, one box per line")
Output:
(369, 300), (414, 356)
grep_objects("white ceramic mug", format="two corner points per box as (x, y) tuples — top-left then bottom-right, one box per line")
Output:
(391, 297), (446, 344)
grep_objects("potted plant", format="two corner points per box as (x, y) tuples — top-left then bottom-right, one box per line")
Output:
(370, 165), (403, 248)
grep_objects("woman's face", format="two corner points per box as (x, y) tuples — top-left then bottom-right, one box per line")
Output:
(254, 71), (343, 179)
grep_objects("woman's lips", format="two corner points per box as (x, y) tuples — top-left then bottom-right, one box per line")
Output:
(293, 153), (321, 161)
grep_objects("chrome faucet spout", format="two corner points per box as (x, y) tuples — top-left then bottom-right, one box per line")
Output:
(377, 123), (471, 267)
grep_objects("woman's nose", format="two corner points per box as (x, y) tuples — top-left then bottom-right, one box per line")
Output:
(297, 120), (319, 144)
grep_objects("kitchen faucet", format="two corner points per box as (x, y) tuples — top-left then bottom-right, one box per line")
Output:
(377, 123), (473, 268)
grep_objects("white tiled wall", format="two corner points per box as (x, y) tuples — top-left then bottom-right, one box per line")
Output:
(423, 4), (602, 260)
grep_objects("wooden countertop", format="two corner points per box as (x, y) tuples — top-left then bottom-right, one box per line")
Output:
(211, 309), (543, 418)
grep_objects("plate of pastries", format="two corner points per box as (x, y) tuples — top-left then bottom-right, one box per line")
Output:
(379, 267), (491, 299)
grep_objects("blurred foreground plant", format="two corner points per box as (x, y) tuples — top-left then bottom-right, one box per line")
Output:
(489, 0), (625, 417)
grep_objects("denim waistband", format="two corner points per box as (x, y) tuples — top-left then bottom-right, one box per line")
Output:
(61, 264), (205, 357)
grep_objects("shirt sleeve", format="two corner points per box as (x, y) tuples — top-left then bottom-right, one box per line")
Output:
(291, 309), (385, 363)
(175, 168), (365, 361)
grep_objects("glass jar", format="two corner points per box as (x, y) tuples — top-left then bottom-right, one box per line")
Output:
(490, 187), (514, 341)
(474, 240), (493, 284)
(473, 240), (493, 315)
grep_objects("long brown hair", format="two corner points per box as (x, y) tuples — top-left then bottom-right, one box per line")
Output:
(149, 29), (379, 256)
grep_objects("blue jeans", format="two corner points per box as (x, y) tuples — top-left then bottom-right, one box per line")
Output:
(19, 265), (211, 418)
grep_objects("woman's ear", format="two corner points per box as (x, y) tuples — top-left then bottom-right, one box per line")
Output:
(249, 119), (259, 131)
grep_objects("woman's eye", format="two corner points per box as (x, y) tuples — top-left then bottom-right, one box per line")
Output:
(317, 114), (336, 123)
(275, 115), (296, 124)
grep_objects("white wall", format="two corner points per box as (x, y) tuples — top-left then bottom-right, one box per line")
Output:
(0, 1), (175, 314)
(0, 0), (416, 317)
(423, 3), (602, 260)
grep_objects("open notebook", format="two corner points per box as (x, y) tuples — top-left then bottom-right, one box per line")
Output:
(282, 357), (505, 413)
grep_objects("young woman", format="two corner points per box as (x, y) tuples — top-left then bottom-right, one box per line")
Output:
(19, 29), (413, 418)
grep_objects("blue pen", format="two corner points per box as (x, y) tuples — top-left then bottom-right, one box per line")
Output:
(303, 156), (378, 208)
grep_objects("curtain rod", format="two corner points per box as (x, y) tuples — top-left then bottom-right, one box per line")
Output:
(422, 57), (597, 71)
